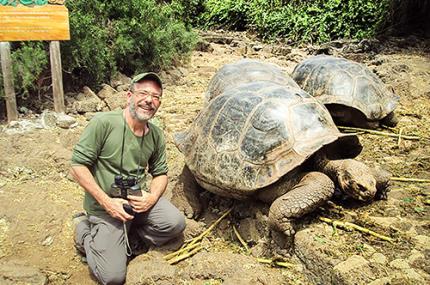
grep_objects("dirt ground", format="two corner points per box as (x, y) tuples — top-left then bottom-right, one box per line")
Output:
(0, 31), (429, 284)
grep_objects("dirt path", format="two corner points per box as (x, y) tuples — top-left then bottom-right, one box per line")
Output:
(0, 32), (429, 284)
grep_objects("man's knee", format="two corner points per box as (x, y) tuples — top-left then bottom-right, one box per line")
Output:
(165, 211), (186, 236)
(96, 268), (126, 285)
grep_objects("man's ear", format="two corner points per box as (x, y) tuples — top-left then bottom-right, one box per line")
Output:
(126, 90), (132, 104)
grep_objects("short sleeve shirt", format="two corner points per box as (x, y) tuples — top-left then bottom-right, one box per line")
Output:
(71, 110), (168, 217)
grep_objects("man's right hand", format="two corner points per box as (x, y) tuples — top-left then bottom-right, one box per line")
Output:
(103, 197), (134, 222)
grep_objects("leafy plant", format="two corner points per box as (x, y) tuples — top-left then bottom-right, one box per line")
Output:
(63, 0), (197, 88)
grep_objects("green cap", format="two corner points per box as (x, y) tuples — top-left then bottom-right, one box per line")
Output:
(131, 72), (163, 91)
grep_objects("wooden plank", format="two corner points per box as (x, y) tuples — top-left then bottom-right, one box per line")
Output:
(50, 41), (64, 113)
(0, 42), (18, 122)
(0, 5), (70, 41)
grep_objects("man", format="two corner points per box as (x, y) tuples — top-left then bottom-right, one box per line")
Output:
(70, 73), (185, 285)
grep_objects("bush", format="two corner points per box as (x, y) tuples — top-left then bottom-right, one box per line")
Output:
(0, 42), (48, 99)
(1, 0), (197, 100)
(63, 0), (197, 88)
(179, 0), (391, 43)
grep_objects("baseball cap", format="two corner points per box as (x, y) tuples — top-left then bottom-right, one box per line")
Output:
(131, 72), (163, 91)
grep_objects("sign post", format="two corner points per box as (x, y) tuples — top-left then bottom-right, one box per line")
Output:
(0, 2), (70, 121)
(0, 42), (18, 121)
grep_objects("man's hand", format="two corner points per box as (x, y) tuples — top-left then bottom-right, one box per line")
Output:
(128, 192), (157, 213)
(103, 197), (134, 222)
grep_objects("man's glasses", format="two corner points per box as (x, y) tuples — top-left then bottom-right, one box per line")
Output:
(133, 90), (162, 103)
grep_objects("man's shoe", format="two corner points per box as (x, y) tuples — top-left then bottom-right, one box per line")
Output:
(72, 212), (88, 257)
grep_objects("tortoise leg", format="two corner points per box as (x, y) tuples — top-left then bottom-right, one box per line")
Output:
(171, 166), (203, 218)
(268, 172), (334, 236)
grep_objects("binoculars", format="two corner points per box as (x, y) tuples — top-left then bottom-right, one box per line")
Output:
(110, 175), (142, 215)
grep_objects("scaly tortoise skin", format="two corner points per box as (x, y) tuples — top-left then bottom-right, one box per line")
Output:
(175, 60), (390, 236)
(292, 55), (399, 128)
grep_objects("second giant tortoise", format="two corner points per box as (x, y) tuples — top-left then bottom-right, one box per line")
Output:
(292, 55), (399, 128)
(175, 80), (390, 235)
(205, 58), (300, 102)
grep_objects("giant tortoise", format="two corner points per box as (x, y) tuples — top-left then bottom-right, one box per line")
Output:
(175, 80), (390, 236)
(205, 58), (300, 102)
(292, 55), (399, 128)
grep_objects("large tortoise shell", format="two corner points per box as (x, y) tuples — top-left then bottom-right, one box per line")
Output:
(175, 80), (355, 199)
(292, 55), (399, 121)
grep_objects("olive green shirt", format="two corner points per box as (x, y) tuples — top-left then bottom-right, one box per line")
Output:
(71, 110), (168, 217)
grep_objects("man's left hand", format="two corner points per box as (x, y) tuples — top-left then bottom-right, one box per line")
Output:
(128, 192), (158, 213)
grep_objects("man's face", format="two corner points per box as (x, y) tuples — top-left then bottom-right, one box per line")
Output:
(128, 80), (162, 122)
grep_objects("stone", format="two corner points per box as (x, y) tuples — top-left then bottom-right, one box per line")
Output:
(412, 235), (430, 250)
(72, 87), (106, 113)
(55, 113), (77, 129)
(389, 258), (410, 270)
(110, 72), (131, 88)
(252, 44), (263, 51)
(40, 110), (58, 128)
(368, 277), (391, 285)
(127, 252), (177, 285)
(237, 217), (262, 244)
(0, 262), (47, 285)
(183, 218), (206, 240)
(367, 216), (398, 229)
(403, 268), (426, 283)
(97, 84), (117, 99)
(103, 90), (127, 111)
(408, 250), (424, 264)
(333, 255), (369, 274)
(195, 40), (214, 53)
(272, 46), (292, 56)
(370, 252), (388, 265)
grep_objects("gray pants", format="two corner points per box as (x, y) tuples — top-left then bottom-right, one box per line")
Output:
(75, 197), (185, 285)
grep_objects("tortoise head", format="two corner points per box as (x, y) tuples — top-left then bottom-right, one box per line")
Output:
(336, 160), (377, 201)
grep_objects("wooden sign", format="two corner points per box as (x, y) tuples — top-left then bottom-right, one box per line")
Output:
(0, 5), (70, 41)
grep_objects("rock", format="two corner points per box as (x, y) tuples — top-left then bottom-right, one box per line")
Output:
(183, 218), (206, 240)
(389, 258), (410, 270)
(367, 216), (399, 229)
(333, 255), (369, 274)
(116, 84), (130, 92)
(403, 268), (427, 283)
(0, 262), (47, 285)
(179, 251), (286, 284)
(40, 110), (58, 128)
(3, 119), (43, 134)
(272, 45), (292, 56)
(127, 252), (177, 285)
(368, 277), (391, 285)
(55, 113), (77, 129)
(333, 255), (375, 284)
(408, 250), (424, 264)
(237, 218), (262, 244)
(412, 235), (430, 250)
(103, 90), (127, 111)
(40, 111), (77, 129)
(110, 72), (131, 88)
(97, 84), (117, 99)
(370, 252), (388, 265)
(195, 40), (214, 53)
(252, 44), (263, 51)
(72, 86), (106, 114)
(41, 236), (54, 246)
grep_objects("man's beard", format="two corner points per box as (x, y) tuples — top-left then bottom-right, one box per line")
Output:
(129, 95), (155, 122)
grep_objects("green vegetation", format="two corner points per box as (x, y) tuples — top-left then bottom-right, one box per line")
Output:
(63, 0), (197, 88)
(1, 0), (197, 98)
(177, 0), (390, 43)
